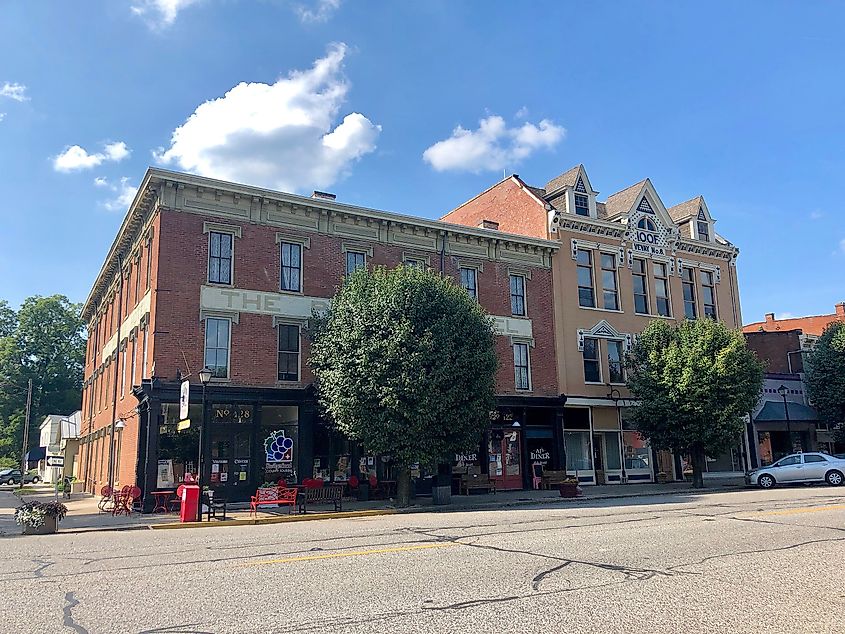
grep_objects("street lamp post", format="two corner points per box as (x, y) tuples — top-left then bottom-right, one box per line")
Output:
(777, 384), (794, 454)
(606, 385), (627, 484)
(197, 367), (213, 522)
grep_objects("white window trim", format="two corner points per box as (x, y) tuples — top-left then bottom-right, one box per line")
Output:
(576, 247), (597, 309)
(202, 315), (233, 382)
(205, 229), (237, 287)
(599, 252), (620, 312)
(583, 336), (603, 385)
(509, 273), (527, 317)
(632, 257), (650, 315)
(459, 265), (480, 301)
(402, 251), (431, 268)
(512, 340), (532, 392)
(652, 260), (673, 318)
(276, 322), (302, 384)
(606, 339), (626, 386)
(278, 237), (307, 295)
(142, 327), (149, 380)
(120, 341), (128, 398)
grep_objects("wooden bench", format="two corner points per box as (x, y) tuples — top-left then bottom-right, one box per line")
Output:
(250, 487), (298, 516)
(540, 470), (571, 490)
(460, 474), (496, 495)
(298, 485), (343, 513)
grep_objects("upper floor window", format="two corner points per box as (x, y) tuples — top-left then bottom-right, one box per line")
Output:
(583, 337), (601, 383)
(700, 270), (717, 319)
(682, 267), (697, 319)
(145, 243), (152, 289)
(510, 274), (526, 316)
(637, 218), (657, 232)
(346, 250), (366, 276)
(600, 253), (619, 311)
(608, 340), (625, 384)
(697, 221), (710, 242)
(130, 338), (137, 387)
(513, 342), (531, 391)
(133, 261), (140, 304)
(460, 267), (478, 300)
(574, 194), (589, 217)
(208, 232), (233, 285)
(280, 242), (302, 292)
(576, 249), (595, 308)
(632, 258), (649, 314)
(278, 324), (300, 382)
(204, 317), (231, 379)
(653, 262), (671, 317)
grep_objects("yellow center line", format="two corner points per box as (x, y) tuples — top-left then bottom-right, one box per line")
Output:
(757, 504), (845, 517)
(242, 542), (455, 566)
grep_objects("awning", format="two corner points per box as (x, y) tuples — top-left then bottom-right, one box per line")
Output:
(24, 446), (46, 462)
(754, 400), (818, 422)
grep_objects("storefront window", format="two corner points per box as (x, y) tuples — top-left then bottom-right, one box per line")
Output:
(210, 404), (253, 424)
(623, 431), (650, 470)
(603, 432), (622, 470)
(157, 403), (203, 487)
(564, 431), (592, 471)
(260, 406), (298, 485)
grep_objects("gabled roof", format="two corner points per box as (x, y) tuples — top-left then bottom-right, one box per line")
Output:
(525, 185), (547, 199)
(544, 165), (582, 194)
(603, 179), (648, 220)
(668, 195), (704, 222)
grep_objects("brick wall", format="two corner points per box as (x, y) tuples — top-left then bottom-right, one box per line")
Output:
(441, 177), (548, 240)
(745, 330), (804, 374)
(151, 207), (558, 396)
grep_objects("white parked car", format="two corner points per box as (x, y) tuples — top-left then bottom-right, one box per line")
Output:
(746, 452), (845, 489)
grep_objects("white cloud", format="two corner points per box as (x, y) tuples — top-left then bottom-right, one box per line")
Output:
(515, 106), (529, 119)
(155, 43), (380, 193)
(0, 82), (28, 102)
(810, 210), (824, 220)
(52, 141), (131, 172)
(0, 113), (5, 123)
(96, 177), (138, 211)
(775, 312), (795, 320)
(131, 0), (201, 27)
(295, 0), (342, 23)
(422, 115), (565, 173)
(840, 238), (845, 254)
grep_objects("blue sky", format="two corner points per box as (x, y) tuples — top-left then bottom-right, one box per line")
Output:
(1, 1), (843, 323)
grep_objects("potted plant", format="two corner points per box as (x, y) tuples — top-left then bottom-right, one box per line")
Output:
(14, 501), (68, 535)
(558, 477), (582, 498)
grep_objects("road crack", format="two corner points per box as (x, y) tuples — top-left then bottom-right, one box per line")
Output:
(63, 592), (89, 634)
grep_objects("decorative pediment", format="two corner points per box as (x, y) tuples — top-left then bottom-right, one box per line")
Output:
(575, 176), (587, 193)
(637, 197), (655, 214)
(577, 320), (633, 351)
(697, 207), (707, 221)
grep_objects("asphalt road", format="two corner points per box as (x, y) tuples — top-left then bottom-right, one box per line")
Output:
(2, 487), (844, 633)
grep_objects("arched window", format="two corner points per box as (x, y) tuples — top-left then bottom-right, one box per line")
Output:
(637, 217), (657, 232)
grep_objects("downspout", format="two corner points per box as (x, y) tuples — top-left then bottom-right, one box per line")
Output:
(107, 255), (124, 490)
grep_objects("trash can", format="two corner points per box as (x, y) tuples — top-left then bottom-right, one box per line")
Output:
(357, 482), (370, 501)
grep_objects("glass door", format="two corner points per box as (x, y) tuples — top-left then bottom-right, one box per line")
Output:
(209, 429), (253, 502)
(488, 430), (522, 490)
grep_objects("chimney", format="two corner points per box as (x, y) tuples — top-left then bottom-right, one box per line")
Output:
(836, 302), (845, 317)
(765, 313), (775, 322)
(311, 190), (336, 201)
(479, 219), (499, 230)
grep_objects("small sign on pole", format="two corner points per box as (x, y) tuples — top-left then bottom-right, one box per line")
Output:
(46, 455), (64, 468)
(179, 378), (190, 421)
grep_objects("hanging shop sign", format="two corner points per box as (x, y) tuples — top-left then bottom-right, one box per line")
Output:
(179, 379), (190, 420)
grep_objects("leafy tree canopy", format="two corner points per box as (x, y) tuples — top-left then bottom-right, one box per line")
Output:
(309, 265), (498, 503)
(625, 318), (763, 487)
(805, 320), (845, 441)
(0, 295), (85, 461)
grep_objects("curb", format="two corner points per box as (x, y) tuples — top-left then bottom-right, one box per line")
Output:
(150, 508), (399, 530)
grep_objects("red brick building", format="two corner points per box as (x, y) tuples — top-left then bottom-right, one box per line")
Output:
(77, 168), (561, 503)
(743, 302), (845, 337)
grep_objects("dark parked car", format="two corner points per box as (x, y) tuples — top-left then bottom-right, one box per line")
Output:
(0, 469), (41, 485)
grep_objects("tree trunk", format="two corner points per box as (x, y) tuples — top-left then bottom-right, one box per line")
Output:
(396, 465), (411, 507)
(690, 442), (706, 489)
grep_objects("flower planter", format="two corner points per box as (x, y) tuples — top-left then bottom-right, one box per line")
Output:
(22, 515), (58, 535)
(558, 483), (581, 498)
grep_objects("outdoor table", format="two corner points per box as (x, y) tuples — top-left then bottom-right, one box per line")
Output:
(152, 490), (175, 513)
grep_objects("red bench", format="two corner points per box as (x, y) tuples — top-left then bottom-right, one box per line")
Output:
(250, 486), (298, 516)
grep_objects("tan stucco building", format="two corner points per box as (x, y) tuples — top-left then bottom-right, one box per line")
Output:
(443, 164), (743, 484)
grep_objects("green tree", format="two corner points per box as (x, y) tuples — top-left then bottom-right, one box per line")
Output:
(0, 300), (15, 337)
(309, 265), (498, 506)
(805, 320), (845, 442)
(625, 319), (763, 488)
(0, 295), (86, 461)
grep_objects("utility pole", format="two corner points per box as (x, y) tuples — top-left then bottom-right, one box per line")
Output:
(20, 379), (32, 488)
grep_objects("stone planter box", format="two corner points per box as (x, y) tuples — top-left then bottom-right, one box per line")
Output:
(22, 515), (58, 535)
(558, 483), (581, 498)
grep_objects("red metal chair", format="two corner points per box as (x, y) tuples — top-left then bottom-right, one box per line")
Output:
(129, 486), (142, 513)
(168, 484), (185, 513)
(368, 474), (380, 499)
(277, 479), (287, 489)
(112, 486), (132, 516)
(97, 485), (113, 512)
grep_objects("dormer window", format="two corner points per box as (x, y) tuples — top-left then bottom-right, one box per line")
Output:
(574, 194), (589, 217)
(637, 217), (657, 232)
(697, 221), (710, 242)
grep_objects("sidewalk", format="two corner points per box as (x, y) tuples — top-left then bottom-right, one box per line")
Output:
(1, 479), (745, 536)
